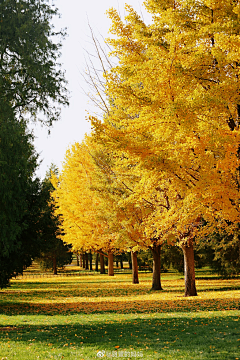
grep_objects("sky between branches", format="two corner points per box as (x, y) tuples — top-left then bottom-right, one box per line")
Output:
(33, 0), (150, 179)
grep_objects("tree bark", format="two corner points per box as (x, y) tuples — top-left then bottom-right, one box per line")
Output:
(151, 244), (162, 290)
(120, 255), (123, 269)
(100, 253), (105, 274)
(80, 253), (83, 267)
(131, 251), (139, 284)
(85, 252), (89, 270)
(82, 253), (85, 269)
(108, 250), (114, 276)
(53, 254), (57, 275)
(181, 239), (197, 296)
(95, 253), (99, 272)
(89, 251), (92, 270)
(128, 252), (132, 269)
(76, 253), (79, 266)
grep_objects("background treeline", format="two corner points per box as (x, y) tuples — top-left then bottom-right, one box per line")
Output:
(77, 234), (240, 277)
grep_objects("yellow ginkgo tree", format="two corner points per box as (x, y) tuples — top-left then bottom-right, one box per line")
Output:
(89, 0), (240, 296)
(51, 138), (120, 276)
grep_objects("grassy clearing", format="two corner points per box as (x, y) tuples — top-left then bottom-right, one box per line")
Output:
(0, 271), (239, 359)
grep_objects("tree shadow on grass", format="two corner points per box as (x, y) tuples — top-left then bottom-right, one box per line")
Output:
(0, 314), (239, 359)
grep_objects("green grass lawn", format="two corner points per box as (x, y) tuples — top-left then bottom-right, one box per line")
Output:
(0, 270), (239, 359)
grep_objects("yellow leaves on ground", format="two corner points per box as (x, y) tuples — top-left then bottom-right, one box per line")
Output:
(1, 274), (239, 315)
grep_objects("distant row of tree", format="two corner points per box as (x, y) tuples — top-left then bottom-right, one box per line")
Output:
(76, 231), (240, 278)
(139, 236), (240, 277)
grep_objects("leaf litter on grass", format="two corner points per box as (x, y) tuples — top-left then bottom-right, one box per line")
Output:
(0, 273), (239, 359)
(0, 275), (239, 315)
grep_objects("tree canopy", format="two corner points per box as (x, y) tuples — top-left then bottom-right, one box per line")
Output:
(0, 0), (69, 287)
(90, 0), (240, 235)
(0, 111), (39, 287)
(87, 0), (240, 295)
(0, 0), (68, 126)
(36, 167), (72, 275)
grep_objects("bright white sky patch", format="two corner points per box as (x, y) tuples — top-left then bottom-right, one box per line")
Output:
(33, 0), (149, 179)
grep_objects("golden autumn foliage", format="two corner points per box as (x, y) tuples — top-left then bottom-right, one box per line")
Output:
(54, 0), (240, 249)
(51, 135), (156, 253)
(90, 0), (240, 238)
(52, 0), (240, 295)
(51, 139), (118, 254)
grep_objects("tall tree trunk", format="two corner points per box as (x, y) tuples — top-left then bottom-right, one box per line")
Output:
(53, 254), (57, 275)
(100, 253), (105, 274)
(95, 253), (99, 272)
(116, 260), (119, 268)
(82, 253), (85, 269)
(128, 252), (132, 269)
(85, 252), (89, 270)
(89, 251), (92, 270)
(151, 244), (162, 290)
(76, 253), (79, 266)
(120, 255), (123, 269)
(80, 253), (83, 267)
(181, 239), (197, 296)
(108, 250), (114, 276)
(131, 251), (139, 284)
